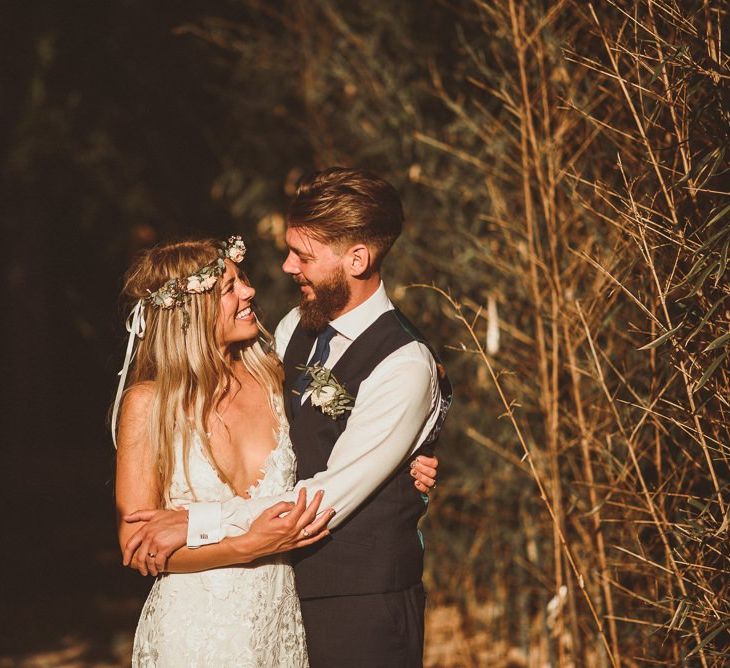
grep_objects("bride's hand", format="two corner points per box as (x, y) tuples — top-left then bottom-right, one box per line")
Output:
(122, 508), (188, 576)
(241, 488), (335, 559)
(410, 454), (439, 493)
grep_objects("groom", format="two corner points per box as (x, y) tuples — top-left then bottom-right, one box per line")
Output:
(127, 167), (451, 666)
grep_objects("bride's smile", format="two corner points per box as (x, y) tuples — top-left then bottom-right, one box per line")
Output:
(217, 259), (259, 346)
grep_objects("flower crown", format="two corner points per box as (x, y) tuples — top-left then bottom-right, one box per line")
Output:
(111, 235), (247, 449)
(145, 235), (247, 311)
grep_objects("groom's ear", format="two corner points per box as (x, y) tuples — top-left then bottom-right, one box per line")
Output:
(346, 243), (372, 277)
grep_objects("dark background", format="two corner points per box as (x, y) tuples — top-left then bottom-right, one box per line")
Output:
(1, 2), (320, 662)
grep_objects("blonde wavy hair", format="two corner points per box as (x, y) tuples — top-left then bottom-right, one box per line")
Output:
(118, 238), (283, 504)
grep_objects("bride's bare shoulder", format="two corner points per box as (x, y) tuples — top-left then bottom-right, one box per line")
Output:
(118, 382), (156, 439)
(123, 381), (155, 409)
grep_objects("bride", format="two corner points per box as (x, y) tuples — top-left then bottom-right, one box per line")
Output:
(113, 236), (436, 666)
(114, 237), (332, 666)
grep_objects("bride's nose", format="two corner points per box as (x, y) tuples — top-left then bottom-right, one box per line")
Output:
(236, 281), (255, 300)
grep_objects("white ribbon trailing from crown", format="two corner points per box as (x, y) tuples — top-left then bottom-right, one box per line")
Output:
(111, 299), (146, 449)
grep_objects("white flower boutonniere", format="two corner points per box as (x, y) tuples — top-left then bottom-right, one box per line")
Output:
(296, 364), (355, 419)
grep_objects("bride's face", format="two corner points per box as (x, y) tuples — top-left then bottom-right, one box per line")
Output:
(216, 260), (258, 347)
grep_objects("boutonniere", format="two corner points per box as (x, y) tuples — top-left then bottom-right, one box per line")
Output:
(296, 364), (355, 419)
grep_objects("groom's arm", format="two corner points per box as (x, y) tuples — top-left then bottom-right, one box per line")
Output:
(187, 306), (437, 538)
(298, 346), (438, 527)
(209, 342), (439, 535)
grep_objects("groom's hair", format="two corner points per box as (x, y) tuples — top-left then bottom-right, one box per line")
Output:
(287, 167), (404, 269)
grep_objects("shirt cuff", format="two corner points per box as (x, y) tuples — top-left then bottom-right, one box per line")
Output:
(186, 501), (224, 548)
(220, 502), (255, 538)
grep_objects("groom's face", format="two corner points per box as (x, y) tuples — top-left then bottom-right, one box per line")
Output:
(283, 227), (351, 331)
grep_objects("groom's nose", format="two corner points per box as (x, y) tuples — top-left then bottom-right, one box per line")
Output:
(282, 251), (299, 275)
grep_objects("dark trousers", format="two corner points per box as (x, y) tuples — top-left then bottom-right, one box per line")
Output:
(299, 583), (426, 668)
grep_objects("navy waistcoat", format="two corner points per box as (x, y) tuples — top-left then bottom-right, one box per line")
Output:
(283, 308), (452, 599)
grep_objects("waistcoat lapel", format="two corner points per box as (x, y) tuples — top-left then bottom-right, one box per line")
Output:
(282, 325), (316, 423)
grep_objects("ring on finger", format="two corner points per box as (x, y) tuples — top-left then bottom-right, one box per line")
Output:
(147, 552), (157, 558)
(301, 528), (311, 538)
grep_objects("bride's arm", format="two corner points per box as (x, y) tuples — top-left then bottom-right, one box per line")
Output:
(125, 492), (332, 575)
(115, 384), (162, 556)
(157, 491), (333, 574)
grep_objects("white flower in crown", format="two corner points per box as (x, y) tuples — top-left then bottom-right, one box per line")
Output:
(201, 275), (218, 290)
(144, 235), (248, 330)
(225, 236), (247, 263)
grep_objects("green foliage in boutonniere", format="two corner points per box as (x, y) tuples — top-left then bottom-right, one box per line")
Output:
(295, 364), (355, 419)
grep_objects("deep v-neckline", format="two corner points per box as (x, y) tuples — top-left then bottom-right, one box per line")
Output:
(204, 392), (286, 500)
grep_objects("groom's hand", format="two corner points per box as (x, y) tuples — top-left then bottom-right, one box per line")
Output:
(123, 508), (188, 576)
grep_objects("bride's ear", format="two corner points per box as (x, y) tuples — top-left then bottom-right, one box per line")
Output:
(346, 244), (372, 278)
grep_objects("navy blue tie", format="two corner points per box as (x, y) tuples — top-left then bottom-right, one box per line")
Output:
(291, 325), (338, 416)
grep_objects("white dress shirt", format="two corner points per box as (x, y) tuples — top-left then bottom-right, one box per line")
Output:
(187, 282), (441, 546)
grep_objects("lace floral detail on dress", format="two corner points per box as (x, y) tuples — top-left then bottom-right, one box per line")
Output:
(247, 394), (296, 500)
(132, 393), (308, 667)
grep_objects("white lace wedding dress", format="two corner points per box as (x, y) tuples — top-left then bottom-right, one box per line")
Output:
(132, 398), (308, 667)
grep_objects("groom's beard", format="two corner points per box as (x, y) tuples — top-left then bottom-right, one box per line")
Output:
(297, 265), (351, 333)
